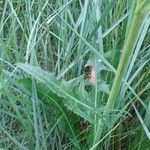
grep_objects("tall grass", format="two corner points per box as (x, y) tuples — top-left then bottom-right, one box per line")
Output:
(0, 0), (150, 149)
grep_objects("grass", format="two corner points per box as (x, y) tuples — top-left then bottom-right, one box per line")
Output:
(0, 0), (150, 149)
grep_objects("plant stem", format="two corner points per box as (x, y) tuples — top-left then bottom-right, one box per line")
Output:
(92, 0), (150, 148)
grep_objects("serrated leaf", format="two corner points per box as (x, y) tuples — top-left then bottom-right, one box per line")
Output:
(17, 63), (96, 122)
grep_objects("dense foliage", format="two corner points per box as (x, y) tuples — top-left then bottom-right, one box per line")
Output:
(0, 0), (150, 149)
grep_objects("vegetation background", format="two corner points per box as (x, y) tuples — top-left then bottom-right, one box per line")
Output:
(0, 0), (150, 149)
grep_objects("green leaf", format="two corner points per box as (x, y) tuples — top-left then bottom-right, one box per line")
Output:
(17, 63), (96, 123)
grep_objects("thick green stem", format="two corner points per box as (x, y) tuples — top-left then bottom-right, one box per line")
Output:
(92, 1), (150, 148)
(105, 8), (149, 110)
